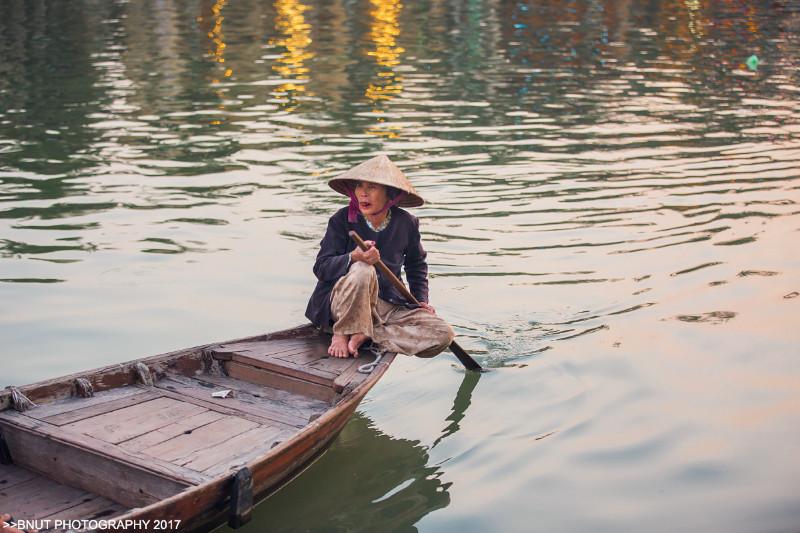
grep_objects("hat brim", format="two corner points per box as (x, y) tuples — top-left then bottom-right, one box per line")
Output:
(328, 178), (424, 208)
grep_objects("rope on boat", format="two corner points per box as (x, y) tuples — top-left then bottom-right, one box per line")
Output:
(134, 362), (154, 386)
(9, 387), (36, 412)
(74, 377), (94, 398)
(358, 345), (385, 374)
(202, 346), (227, 376)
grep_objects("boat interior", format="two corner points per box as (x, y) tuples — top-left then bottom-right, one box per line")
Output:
(0, 326), (375, 527)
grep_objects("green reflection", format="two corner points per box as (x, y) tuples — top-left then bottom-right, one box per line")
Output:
(432, 369), (481, 448)
(227, 412), (451, 532)
(224, 370), (483, 532)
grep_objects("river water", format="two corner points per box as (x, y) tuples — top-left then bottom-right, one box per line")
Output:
(1, 0), (799, 531)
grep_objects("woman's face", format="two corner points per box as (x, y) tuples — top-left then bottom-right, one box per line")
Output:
(354, 181), (389, 217)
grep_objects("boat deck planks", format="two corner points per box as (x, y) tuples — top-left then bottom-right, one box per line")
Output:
(26, 386), (153, 424)
(180, 425), (288, 475)
(155, 375), (311, 428)
(140, 416), (260, 464)
(0, 464), (125, 521)
(186, 372), (328, 413)
(42, 390), (161, 427)
(0, 325), (396, 531)
(63, 396), (208, 445)
(0, 463), (38, 490)
(119, 410), (228, 454)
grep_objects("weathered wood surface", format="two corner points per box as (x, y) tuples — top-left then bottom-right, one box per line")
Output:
(178, 425), (286, 475)
(106, 352), (395, 532)
(119, 410), (227, 454)
(0, 465), (125, 521)
(0, 462), (38, 490)
(230, 352), (337, 387)
(141, 416), (259, 464)
(0, 354), (201, 412)
(0, 324), (323, 412)
(211, 339), (336, 386)
(225, 362), (336, 403)
(208, 334), (374, 395)
(63, 397), (207, 445)
(200, 427), (294, 478)
(0, 412), (202, 507)
(39, 492), (126, 521)
(332, 360), (369, 393)
(25, 385), (152, 425)
(0, 326), (320, 412)
(228, 467), (253, 528)
(155, 376), (307, 428)
(188, 372), (328, 413)
(0, 324), (397, 532)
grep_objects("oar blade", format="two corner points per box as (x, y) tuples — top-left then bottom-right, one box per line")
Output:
(449, 340), (483, 372)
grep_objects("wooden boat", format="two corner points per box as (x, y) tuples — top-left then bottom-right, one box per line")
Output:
(0, 325), (395, 532)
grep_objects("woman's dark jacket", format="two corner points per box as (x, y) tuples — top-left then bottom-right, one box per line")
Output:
(305, 206), (429, 329)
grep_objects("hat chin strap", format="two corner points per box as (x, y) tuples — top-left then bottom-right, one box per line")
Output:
(345, 184), (406, 223)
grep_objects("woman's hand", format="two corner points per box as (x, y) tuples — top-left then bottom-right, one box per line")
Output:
(418, 302), (436, 314)
(2, 515), (34, 533)
(351, 240), (381, 265)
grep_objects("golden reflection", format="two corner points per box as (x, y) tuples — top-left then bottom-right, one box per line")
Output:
(365, 0), (404, 138)
(683, 0), (704, 43)
(745, 4), (760, 37)
(198, 0), (230, 121)
(270, 0), (314, 111)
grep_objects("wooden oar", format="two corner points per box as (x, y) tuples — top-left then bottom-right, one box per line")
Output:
(349, 230), (483, 372)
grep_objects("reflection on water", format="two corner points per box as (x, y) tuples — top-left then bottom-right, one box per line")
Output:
(222, 412), (451, 532)
(270, 0), (314, 111)
(432, 369), (480, 448)
(1, 0), (800, 531)
(224, 370), (481, 532)
(365, 0), (404, 138)
(205, 0), (233, 120)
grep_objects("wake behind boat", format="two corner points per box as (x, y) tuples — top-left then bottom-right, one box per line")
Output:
(0, 324), (395, 532)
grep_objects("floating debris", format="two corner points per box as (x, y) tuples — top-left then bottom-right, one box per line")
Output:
(738, 270), (780, 277)
(674, 311), (737, 324)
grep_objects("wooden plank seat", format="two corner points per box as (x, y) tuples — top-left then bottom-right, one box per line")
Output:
(206, 336), (373, 395)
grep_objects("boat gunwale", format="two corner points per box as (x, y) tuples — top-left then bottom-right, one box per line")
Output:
(0, 324), (314, 410)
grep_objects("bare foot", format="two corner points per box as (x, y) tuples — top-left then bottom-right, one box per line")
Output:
(328, 334), (350, 358)
(348, 333), (370, 356)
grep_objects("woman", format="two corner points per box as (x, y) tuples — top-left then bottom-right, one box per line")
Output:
(305, 155), (455, 359)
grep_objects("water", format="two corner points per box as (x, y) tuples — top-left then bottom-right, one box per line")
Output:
(1, 0), (799, 531)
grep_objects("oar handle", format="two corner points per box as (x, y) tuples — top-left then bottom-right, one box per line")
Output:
(348, 230), (421, 305)
(348, 230), (483, 372)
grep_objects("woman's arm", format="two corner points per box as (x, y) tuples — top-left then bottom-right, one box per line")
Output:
(312, 214), (352, 282)
(404, 216), (429, 303)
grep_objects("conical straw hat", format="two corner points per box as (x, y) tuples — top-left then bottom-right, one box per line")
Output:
(328, 155), (424, 208)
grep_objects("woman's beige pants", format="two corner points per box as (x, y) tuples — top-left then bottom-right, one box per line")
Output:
(330, 262), (455, 358)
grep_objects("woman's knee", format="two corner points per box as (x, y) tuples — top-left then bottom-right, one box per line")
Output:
(348, 261), (376, 283)
(415, 322), (455, 358)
